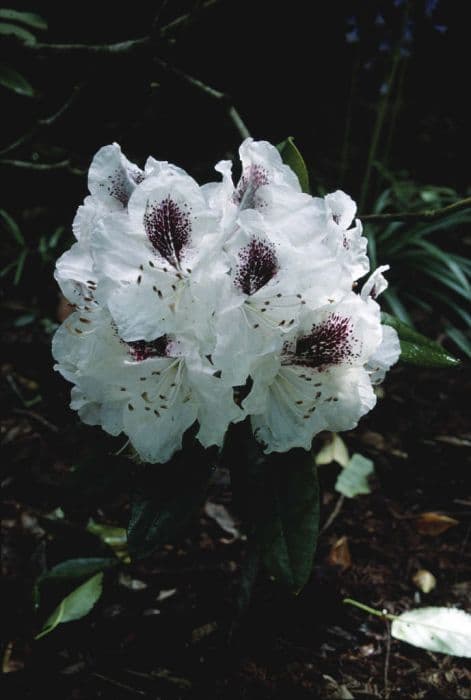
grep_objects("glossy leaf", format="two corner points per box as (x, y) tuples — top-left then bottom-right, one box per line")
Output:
(127, 446), (212, 559)
(277, 136), (310, 193)
(381, 312), (460, 367)
(257, 450), (320, 593)
(35, 573), (104, 640)
(399, 339), (460, 367)
(39, 557), (117, 582)
(0, 63), (34, 96)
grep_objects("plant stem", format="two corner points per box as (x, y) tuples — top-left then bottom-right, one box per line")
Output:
(361, 196), (471, 223)
(382, 56), (407, 171)
(343, 598), (396, 621)
(359, 49), (401, 213)
(339, 56), (359, 187)
(155, 58), (250, 140)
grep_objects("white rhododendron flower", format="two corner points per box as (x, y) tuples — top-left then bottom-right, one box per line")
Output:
(53, 138), (400, 462)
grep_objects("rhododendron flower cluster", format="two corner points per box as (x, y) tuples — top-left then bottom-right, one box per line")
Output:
(53, 139), (400, 463)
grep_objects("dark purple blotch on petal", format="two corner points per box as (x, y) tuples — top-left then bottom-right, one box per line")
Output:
(144, 197), (191, 268)
(234, 237), (279, 296)
(127, 335), (169, 361)
(292, 314), (359, 369)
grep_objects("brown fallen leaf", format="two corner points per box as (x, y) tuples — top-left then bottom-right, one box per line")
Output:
(412, 569), (437, 593)
(415, 512), (459, 536)
(327, 535), (352, 570)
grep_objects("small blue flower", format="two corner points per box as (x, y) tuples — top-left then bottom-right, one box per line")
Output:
(402, 20), (414, 43)
(346, 28), (360, 44)
(425, 0), (439, 18)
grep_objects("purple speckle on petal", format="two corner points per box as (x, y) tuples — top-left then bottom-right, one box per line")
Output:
(234, 165), (270, 209)
(144, 197), (191, 268)
(103, 166), (142, 206)
(127, 335), (170, 361)
(234, 237), (279, 295)
(291, 314), (359, 369)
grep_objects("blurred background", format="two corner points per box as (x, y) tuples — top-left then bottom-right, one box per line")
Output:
(1, 2), (470, 698)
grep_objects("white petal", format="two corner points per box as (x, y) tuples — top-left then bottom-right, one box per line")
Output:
(239, 138), (301, 194)
(54, 242), (95, 304)
(324, 190), (357, 229)
(128, 168), (219, 261)
(249, 365), (376, 453)
(123, 396), (197, 463)
(185, 354), (243, 448)
(88, 143), (143, 208)
(367, 324), (400, 384)
(361, 264), (390, 300)
(72, 196), (108, 242)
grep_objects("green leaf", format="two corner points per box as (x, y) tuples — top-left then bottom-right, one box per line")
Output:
(14, 312), (36, 327)
(277, 136), (310, 193)
(0, 209), (24, 245)
(0, 63), (34, 96)
(392, 607), (471, 657)
(335, 453), (373, 498)
(382, 312), (437, 348)
(35, 573), (104, 640)
(256, 450), (320, 593)
(34, 557), (117, 607)
(382, 312), (460, 367)
(0, 22), (36, 43)
(399, 340), (460, 368)
(383, 289), (414, 325)
(14, 249), (28, 285)
(127, 446), (212, 559)
(0, 9), (47, 30)
(39, 557), (117, 582)
(445, 326), (471, 359)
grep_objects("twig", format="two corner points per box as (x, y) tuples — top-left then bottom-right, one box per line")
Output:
(384, 621), (392, 700)
(93, 673), (146, 696)
(361, 196), (471, 224)
(0, 84), (85, 156)
(14, 1), (220, 57)
(12, 409), (59, 433)
(0, 158), (85, 175)
(160, 0), (219, 38)
(155, 57), (250, 140)
(320, 494), (345, 534)
(18, 37), (150, 58)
